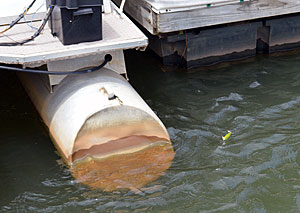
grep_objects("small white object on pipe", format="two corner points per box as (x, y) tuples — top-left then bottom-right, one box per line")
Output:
(120, 0), (127, 13)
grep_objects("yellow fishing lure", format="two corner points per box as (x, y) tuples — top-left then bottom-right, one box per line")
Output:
(222, 130), (231, 141)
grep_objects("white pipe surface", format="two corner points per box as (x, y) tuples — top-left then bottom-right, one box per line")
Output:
(18, 68), (170, 165)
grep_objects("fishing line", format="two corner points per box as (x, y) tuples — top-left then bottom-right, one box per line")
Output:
(24, 1), (46, 30)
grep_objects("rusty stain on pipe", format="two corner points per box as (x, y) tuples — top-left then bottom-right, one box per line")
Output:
(71, 138), (174, 192)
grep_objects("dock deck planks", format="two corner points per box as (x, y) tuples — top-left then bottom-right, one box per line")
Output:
(0, 9), (147, 66)
(114, 0), (300, 34)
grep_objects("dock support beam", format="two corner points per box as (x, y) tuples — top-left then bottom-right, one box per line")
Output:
(267, 14), (300, 53)
(147, 14), (300, 69)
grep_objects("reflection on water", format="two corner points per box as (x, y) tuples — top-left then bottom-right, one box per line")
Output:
(71, 137), (174, 192)
(2, 51), (300, 211)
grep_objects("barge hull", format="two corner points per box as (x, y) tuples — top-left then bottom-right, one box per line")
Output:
(114, 0), (300, 68)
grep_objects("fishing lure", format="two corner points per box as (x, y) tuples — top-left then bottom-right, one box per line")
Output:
(222, 130), (231, 141)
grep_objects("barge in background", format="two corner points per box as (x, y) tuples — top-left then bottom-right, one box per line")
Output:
(113, 0), (300, 68)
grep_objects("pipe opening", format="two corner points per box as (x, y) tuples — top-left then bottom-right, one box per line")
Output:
(70, 105), (175, 191)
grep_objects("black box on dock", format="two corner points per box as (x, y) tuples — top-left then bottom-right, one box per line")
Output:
(48, 0), (103, 45)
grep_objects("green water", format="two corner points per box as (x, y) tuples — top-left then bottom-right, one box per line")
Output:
(2, 50), (300, 212)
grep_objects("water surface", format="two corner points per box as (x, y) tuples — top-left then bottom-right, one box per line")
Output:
(2, 51), (300, 212)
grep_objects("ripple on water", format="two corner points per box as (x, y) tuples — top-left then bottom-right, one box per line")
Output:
(249, 81), (261, 88)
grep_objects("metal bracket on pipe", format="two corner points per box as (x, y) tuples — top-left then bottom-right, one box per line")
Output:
(46, 51), (126, 90)
(103, 0), (112, 13)
(120, 0), (127, 13)
(113, 0), (127, 18)
(100, 86), (123, 105)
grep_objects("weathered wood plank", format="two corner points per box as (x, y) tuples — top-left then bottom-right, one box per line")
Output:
(113, 0), (156, 34)
(158, 0), (300, 33)
(266, 14), (300, 52)
(150, 0), (249, 13)
(186, 22), (260, 60)
(149, 21), (261, 68)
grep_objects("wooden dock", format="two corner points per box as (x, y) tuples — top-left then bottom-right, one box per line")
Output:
(0, 3), (147, 86)
(114, 0), (300, 68)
